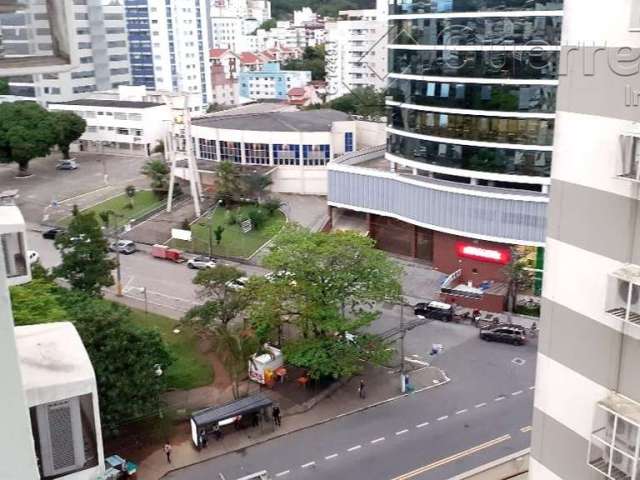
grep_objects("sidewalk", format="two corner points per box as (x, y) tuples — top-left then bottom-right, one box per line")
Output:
(136, 364), (448, 479)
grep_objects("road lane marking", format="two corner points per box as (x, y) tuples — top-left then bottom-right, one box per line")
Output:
(437, 415), (448, 421)
(347, 445), (362, 452)
(405, 356), (430, 366)
(495, 396), (506, 402)
(520, 426), (533, 433)
(325, 453), (339, 460)
(301, 462), (316, 468)
(396, 429), (409, 436)
(512, 390), (523, 396)
(276, 470), (290, 477)
(389, 434), (512, 480)
(455, 409), (468, 415)
(371, 437), (385, 444)
(529, 386), (535, 390)
(416, 422), (430, 428)
(475, 403), (487, 408)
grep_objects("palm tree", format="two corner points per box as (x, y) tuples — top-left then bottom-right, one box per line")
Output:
(125, 185), (136, 209)
(502, 249), (534, 312)
(215, 160), (240, 206)
(214, 326), (259, 399)
(243, 173), (273, 203)
(141, 159), (170, 198)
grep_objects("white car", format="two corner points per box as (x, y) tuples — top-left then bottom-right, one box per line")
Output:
(56, 159), (78, 170)
(187, 256), (217, 269)
(226, 276), (249, 290)
(27, 250), (40, 265)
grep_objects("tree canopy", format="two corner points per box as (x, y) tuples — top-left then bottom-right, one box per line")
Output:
(0, 101), (58, 175)
(245, 226), (402, 379)
(51, 110), (86, 159)
(325, 87), (386, 120)
(141, 158), (171, 198)
(54, 208), (116, 296)
(283, 45), (326, 81)
(271, 0), (372, 19)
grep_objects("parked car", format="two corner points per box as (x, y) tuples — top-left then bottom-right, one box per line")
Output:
(187, 256), (217, 269)
(104, 454), (137, 479)
(27, 250), (39, 264)
(414, 301), (454, 322)
(479, 325), (527, 345)
(42, 227), (64, 240)
(110, 240), (137, 255)
(226, 276), (249, 290)
(56, 159), (78, 170)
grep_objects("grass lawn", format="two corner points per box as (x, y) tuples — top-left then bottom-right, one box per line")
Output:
(129, 308), (214, 391)
(61, 190), (163, 226)
(173, 205), (286, 258)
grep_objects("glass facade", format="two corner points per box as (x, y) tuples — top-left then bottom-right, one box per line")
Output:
(273, 144), (300, 165)
(198, 138), (216, 160)
(391, 16), (562, 46)
(389, 49), (559, 79)
(388, 106), (554, 145)
(389, 0), (563, 15)
(387, 133), (552, 177)
(388, 80), (557, 113)
(220, 141), (241, 163)
(303, 145), (331, 166)
(245, 143), (270, 164)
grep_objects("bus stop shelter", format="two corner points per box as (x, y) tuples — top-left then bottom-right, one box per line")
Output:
(189, 393), (274, 447)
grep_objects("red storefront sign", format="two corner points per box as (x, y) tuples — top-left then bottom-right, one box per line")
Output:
(455, 242), (511, 264)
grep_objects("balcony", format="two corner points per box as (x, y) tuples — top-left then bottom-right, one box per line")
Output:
(327, 146), (548, 245)
(605, 265), (640, 325)
(589, 395), (640, 480)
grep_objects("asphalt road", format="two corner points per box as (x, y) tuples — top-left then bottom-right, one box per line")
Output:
(165, 361), (534, 480)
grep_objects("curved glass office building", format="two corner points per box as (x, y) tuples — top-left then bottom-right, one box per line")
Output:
(328, 0), (563, 307)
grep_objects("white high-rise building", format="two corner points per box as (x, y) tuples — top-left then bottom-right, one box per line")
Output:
(125, 0), (213, 113)
(325, 2), (388, 100)
(0, 0), (131, 104)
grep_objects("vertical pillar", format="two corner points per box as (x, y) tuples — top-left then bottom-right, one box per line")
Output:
(366, 213), (372, 236)
(411, 224), (418, 258)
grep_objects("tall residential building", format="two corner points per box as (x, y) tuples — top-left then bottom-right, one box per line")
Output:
(125, 0), (213, 112)
(1, 0), (131, 104)
(530, 1), (640, 479)
(327, 0), (562, 311)
(325, 4), (388, 100)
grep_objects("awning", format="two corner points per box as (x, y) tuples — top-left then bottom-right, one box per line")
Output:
(190, 393), (273, 428)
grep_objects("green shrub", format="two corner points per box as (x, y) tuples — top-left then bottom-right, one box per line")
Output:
(247, 207), (268, 230)
(262, 198), (283, 217)
(181, 218), (191, 230)
(225, 209), (237, 225)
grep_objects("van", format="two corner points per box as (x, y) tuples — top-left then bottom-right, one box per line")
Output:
(413, 301), (454, 322)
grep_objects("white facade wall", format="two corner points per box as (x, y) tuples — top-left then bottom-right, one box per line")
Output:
(326, 10), (387, 100)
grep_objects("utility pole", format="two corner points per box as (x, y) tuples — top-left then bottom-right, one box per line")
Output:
(111, 212), (124, 297)
(400, 301), (406, 393)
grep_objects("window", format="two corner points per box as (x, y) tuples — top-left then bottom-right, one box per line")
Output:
(117, 127), (129, 135)
(344, 132), (354, 152)
(303, 145), (330, 166)
(245, 143), (269, 164)
(198, 138), (217, 160)
(589, 396), (640, 480)
(220, 141), (241, 163)
(273, 144), (300, 165)
(1, 232), (27, 278)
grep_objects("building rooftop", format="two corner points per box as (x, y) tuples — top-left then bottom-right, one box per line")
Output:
(0, 205), (25, 232)
(15, 322), (96, 406)
(193, 109), (351, 132)
(50, 98), (163, 109)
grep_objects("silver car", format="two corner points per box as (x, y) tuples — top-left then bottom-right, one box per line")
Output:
(187, 256), (217, 269)
(110, 240), (137, 255)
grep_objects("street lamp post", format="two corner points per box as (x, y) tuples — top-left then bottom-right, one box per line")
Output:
(400, 302), (406, 393)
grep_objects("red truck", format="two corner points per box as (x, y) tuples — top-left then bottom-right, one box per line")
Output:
(151, 244), (185, 263)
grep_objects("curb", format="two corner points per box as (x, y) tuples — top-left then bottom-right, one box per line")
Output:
(159, 372), (451, 478)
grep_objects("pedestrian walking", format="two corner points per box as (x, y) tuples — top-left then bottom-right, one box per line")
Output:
(213, 423), (222, 441)
(163, 442), (172, 464)
(272, 405), (281, 427)
(358, 379), (366, 399)
(200, 429), (208, 449)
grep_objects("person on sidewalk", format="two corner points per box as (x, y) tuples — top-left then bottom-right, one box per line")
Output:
(163, 442), (172, 464)
(272, 404), (281, 427)
(200, 429), (208, 449)
(358, 379), (366, 399)
(213, 423), (222, 441)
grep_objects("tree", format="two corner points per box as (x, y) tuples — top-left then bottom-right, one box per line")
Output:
(214, 225), (225, 245)
(125, 184), (136, 209)
(50, 110), (86, 160)
(283, 44), (326, 80)
(0, 101), (57, 176)
(214, 326), (259, 399)
(0, 78), (9, 95)
(10, 278), (68, 326)
(502, 249), (534, 312)
(54, 209), (116, 296)
(242, 172), (272, 202)
(183, 265), (247, 332)
(328, 87), (386, 120)
(207, 103), (224, 113)
(258, 18), (277, 31)
(98, 209), (114, 228)
(215, 160), (241, 205)
(63, 296), (172, 436)
(141, 158), (170, 198)
(245, 226), (402, 379)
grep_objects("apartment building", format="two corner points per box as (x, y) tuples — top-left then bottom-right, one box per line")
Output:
(49, 86), (171, 156)
(327, 0), (563, 311)
(0, 0), (130, 104)
(325, 4), (388, 100)
(530, 1), (640, 479)
(239, 61), (311, 100)
(124, 0), (213, 112)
